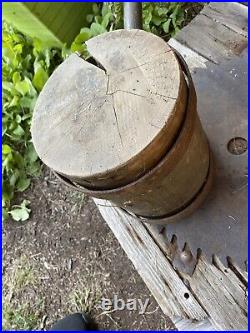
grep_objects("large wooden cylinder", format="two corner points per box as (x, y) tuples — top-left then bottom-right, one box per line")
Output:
(31, 29), (212, 222)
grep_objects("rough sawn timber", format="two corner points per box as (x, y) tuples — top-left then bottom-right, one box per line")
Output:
(94, 199), (207, 322)
(94, 199), (248, 331)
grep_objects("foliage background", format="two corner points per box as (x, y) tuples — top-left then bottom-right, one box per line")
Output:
(2, 22), (64, 221)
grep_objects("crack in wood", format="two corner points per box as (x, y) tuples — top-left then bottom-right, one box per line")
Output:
(112, 95), (123, 148)
(227, 257), (248, 288)
(160, 274), (191, 319)
(149, 90), (177, 101)
(108, 89), (148, 99)
(117, 50), (172, 74)
(125, 225), (145, 247)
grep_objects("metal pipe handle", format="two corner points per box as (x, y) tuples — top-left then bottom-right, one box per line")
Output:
(123, 2), (142, 30)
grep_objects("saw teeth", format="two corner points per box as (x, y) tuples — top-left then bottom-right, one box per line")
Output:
(164, 227), (247, 276)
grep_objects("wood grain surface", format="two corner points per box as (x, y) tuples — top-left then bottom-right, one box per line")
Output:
(94, 198), (248, 330)
(31, 29), (187, 189)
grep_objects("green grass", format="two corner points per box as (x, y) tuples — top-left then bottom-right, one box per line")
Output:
(3, 302), (44, 331)
(68, 270), (103, 315)
(2, 256), (45, 330)
(2, 255), (105, 330)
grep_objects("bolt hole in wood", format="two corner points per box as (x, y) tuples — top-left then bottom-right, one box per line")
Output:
(227, 137), (247, 155)
(184, 292), (189, 299)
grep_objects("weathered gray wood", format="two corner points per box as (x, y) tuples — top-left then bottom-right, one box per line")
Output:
(207, 2), (248, 37)
(185, 255), (247, 330)
(213, 255), (246, 291)
(173, 317), (215, 331)
(144, 224), (248, 330)
(94, 199), (207, 321)
(175, 2), (248, 64)
(145, 223), (197, 276)
(227, 257), (248, 287)
(94, 199), (247, 330)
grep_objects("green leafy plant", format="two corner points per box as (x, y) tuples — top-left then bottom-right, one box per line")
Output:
(71, 2), (186, 56)
(70, 3), (123, 57)
(143, 2), (185, 37)
(2, 22), (64, 221)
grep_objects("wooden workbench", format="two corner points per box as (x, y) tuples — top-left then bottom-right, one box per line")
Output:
(94, 3), (248, 330)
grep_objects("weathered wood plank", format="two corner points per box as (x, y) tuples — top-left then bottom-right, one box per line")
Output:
(175, 2), (248, 64)
(213, 255), (247, 291)
(94, 199), (248, 330)
(146, 223), (248, 330)
(173, 317), (215, 331)
(169, 39), (208, 70)
(227, 257), (248, 287)
(94, 199), (207, 321)
(207, 2), (248, 36)
(145, 223), (198, 276)
(185, 255), (247, 330)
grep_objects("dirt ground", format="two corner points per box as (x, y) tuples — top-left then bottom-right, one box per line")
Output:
(3, 167), (176, 330)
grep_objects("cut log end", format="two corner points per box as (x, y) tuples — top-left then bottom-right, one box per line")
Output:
(31, 29), (187, 188)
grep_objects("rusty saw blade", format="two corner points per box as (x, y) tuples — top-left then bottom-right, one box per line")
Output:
(158, 43), (248, 273)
